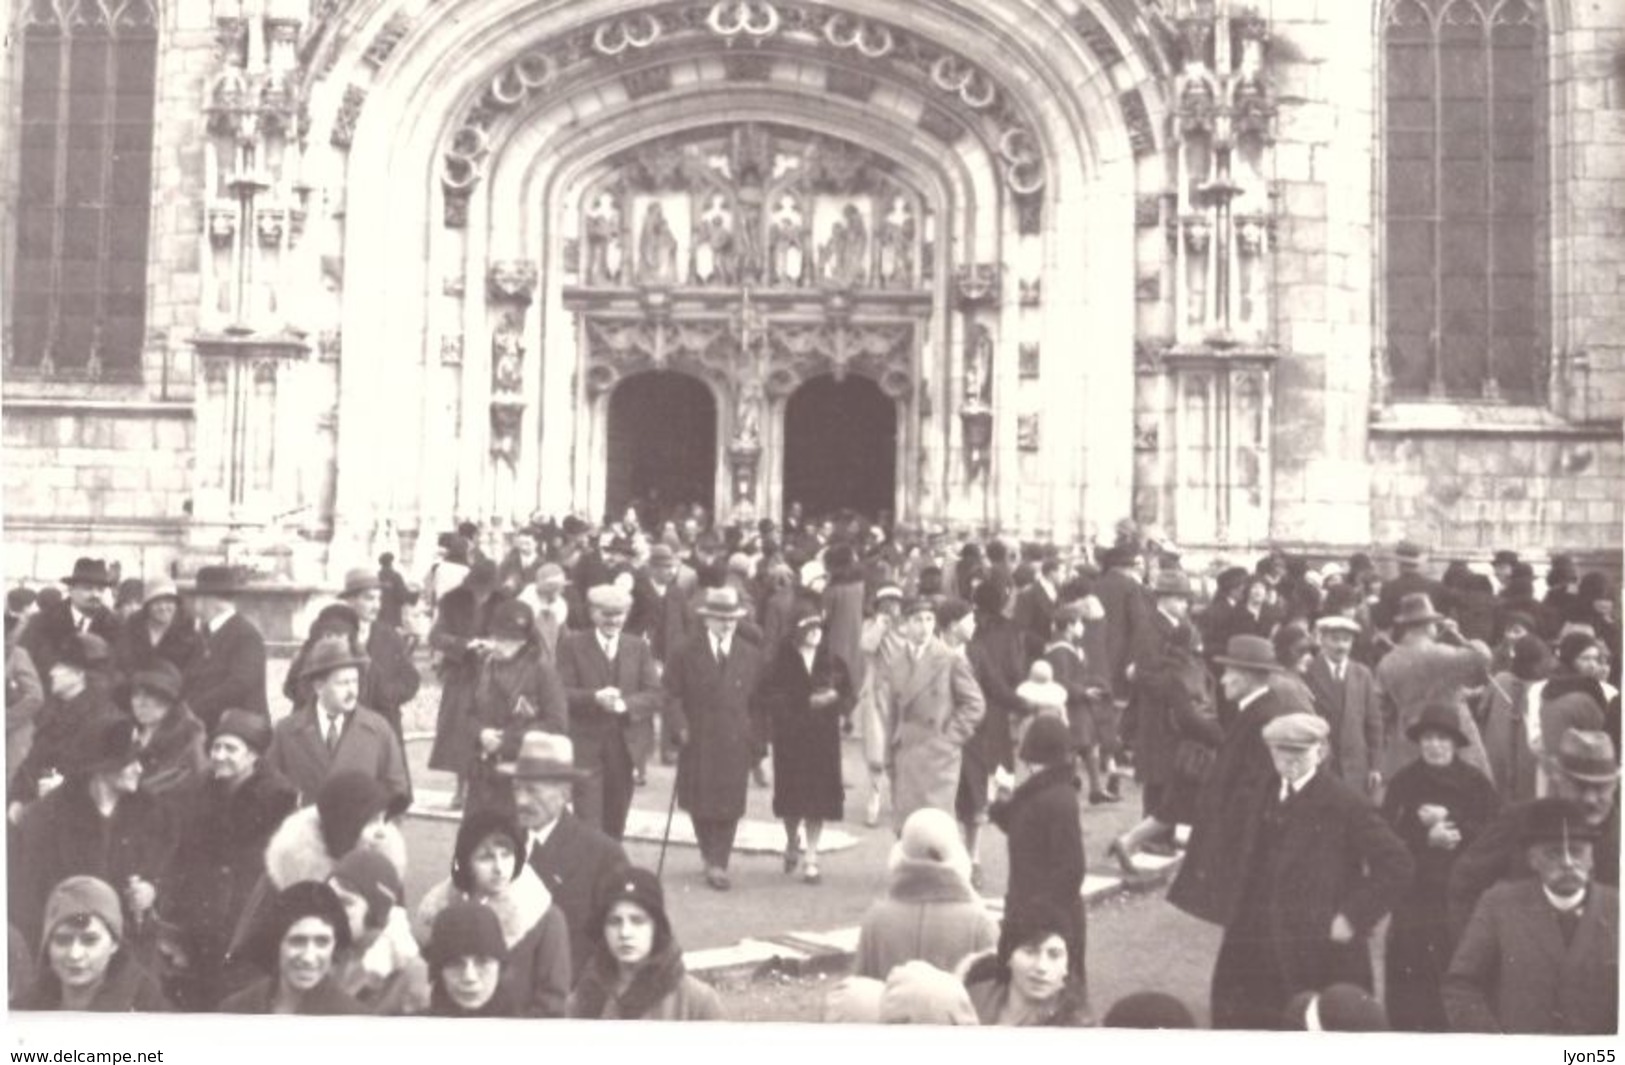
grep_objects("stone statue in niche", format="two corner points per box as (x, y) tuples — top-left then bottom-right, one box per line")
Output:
(964, 323), (993, 407)
(819, 203), (868, 286)
(734, 374), (764, 450)
(768, 194), (808, 287)
(735, 185), (765, 284)
(690, 194), (738, 286)
(637, 202), (679, 283)
(877, 196), (915, 290)
(492, 311), (525, 393)
(584, 192), (625, 285)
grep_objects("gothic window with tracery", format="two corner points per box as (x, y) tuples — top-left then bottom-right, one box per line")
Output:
(1381, 0), (1546, 403)
(10, 0), (158, 379)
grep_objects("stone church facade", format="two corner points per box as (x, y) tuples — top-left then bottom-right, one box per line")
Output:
(3, 0), (1622, 582)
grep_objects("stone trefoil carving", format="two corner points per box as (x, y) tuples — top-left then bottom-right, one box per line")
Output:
(438, 2), (1048, 224)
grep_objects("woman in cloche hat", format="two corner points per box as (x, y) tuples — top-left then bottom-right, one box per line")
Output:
(567, 867), (723, 1021)
(113, 580), (199, 678)
(1378, 702), (1499, 1032)
(465, 597), (568, 817)
(16, 876), (169, 1011)
(124, 659), (207, 797)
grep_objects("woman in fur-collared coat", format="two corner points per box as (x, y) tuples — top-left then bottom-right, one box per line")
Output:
(413, 810), (572, 1018)
(853, 808), (998, 979)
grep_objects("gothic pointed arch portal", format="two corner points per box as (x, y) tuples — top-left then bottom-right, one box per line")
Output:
(605, 371), (718, 526)
(783, 374), (898, 523)
(568, 123), (928, 528)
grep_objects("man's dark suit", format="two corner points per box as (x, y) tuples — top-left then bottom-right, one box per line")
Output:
(525, 811), (629, 979)
(556, 629), (663, 839)
(182, 611), (269, 729)
(22, 600), (121, 678)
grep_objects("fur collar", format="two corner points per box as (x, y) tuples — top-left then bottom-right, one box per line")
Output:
(885, 857), (980, 905)
(414, 864), (553, 949)
(264, 805), (407, 890)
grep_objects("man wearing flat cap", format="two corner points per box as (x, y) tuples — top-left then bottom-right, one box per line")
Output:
(339, 567), (420, 744)
(1202, 712), (1412, 1029)
(1444, 798), (1618, 1033)
(557, 585), (662, 840)
(266, 636), (410, 807)
(1448, 728), (1621, 941)
(181, 565), (269, 730)
(1306, 614), (1383, 799)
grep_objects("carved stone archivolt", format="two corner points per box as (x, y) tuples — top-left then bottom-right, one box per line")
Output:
(439, 1), (1050, 222)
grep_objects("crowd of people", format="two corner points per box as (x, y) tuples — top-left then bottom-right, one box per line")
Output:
(3, 507), (1620, 1033)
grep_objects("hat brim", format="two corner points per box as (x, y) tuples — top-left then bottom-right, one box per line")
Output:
(1393, 611), (1445, 628)
(1212, 655), (1283, 673)
(1314, 618), (1362, 634)
(1559, 765), (1624, 785)
(341, 583), (382, 597)
(63, 575), (113, 587)
(496, 761), (593, 782)
(695, 607), (750, 619)
(1406, 722), (1468, 747)
(298, 654), (370, 683)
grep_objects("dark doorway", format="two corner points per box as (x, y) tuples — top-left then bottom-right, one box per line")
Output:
(606, 372), (715, 525)
(783, 374), (897, 522)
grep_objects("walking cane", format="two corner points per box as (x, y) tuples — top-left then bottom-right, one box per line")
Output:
(656, 752), (681, 879)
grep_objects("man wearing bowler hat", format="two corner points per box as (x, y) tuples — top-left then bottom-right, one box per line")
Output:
(22, 557), (121, 680)
(557, 585), (662, 841)
(1444, 798), (1618, 1033)
(1376, 592), (1493, 784)
(1306, 614), (1384, 799)
(266, 636), (409, 807)
(339, 567), (420, 743)
(504, 732), (627, 978)
(663, 585), (767, 890)
(1169, 636), (1292, 939)
(1448, 728), (1621, 940)
(181, 565), (269, 730)
(1202, 712), (1411, 1029)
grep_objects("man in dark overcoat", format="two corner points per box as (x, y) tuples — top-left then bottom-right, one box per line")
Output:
(1305, 614), (1384, 800)
(1203, 712), (1412, 1029)
(22, 557), (121, 680)
(1091, 545), (1156, 703)
(181, 565), (269, 729)
(1168, 635), (1291, 928)
(664, 585), (765, 890)
(163, 709), (297, 1009)
(1447, 729), (1620, 941)
(1444, 798), (1617, 1033)
(557, 585), (663, 840)
(339, 567), (420, 743)
(507, 732), (628, 978)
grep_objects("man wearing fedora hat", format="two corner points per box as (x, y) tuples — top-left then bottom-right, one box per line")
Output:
(266, 636), (410, 808)
(1444, 798), (1618, 1033)
(558, 585), (662, 841)
(1201, 712), (1411, 1029)
(663, 585), (767, 890)
(1169, 635), (1292, 932)
(181, 565), (269, 730)
(1448, 728), (1621, 941)
(339, 567), (420, 744)
(1376, 592), (1493, 785)
(1306, 614), (1384, 799)
(21, 557), (121, 681)
(504, 731), (628, 977)
(1373, 539), (1451, 633)
(10, 714), (178, 955)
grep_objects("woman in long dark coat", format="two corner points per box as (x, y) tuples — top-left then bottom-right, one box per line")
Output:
(428, 561), (504, 809)
(989, 715), (1087, 986)
(763, 608), (853, 883)
(1380, 702), (1499, 1032)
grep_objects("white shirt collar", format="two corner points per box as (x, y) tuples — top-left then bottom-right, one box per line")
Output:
(1544, 885), (1587, 913)
(1279, 768), (1316, 801)
(1036, 576), (1056, 599)
(1237, 686), (1269, 712)
(599, 631), (618, 656)
(208, 606), (236, 633)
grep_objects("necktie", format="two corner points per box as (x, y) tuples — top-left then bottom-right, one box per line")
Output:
(77, 614), (88, 634)
(713, 639), (725, 666)
(325, 714), (343, 752)
(1557, 908), (1581, 947)
(1334, 662), (1344, 684)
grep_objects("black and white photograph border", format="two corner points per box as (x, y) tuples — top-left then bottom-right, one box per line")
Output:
(2, 0), (1623, 1056)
